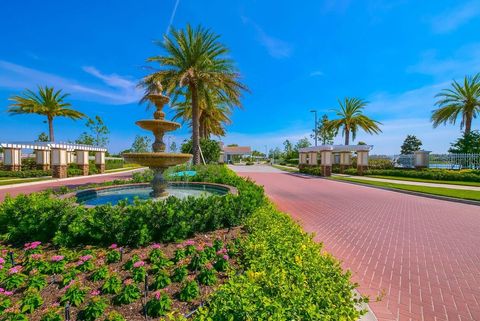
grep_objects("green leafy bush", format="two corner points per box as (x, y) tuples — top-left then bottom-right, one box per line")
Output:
(0, 170), (50, 178)
(79, 297), (107, 321)
(196, 205), (365, 320)
(114, 281), (141, 305)
(145, 291), (172, 317)
(40, 308), (63, 321)
(344, 168), (480, 182)
(90, 266), (109, 281)
(197, 267), (217, 286)
(178, 280), (200, 302)
(104, 312), (126, 321)
(102, 274), (122, 295)
(171, 265), (188, 283)
(106, 249), (121, 263)
(151, 270), (171, 290)
(0, 165), (265, 247)
(60, 284), (86, 307)
(20, 290), (43, 313)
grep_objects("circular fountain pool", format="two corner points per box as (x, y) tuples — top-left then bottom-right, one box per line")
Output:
(66, 183), (236, 206)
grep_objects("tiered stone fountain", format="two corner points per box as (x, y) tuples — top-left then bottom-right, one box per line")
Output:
(123, 89), (192, 197)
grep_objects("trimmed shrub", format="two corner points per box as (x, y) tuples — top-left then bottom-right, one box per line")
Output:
(195, 205), (366, 320)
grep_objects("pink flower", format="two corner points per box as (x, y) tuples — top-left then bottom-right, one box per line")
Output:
(205, 242), (213, 248)
(0, 288), (4, 293)
(0, 265), (3, 270)
(196, 245), (204, 252)
(151, 243), (161, 249)
(109, 244), (118, 249)
(184, 240), (195, 246)
(90, 290), (100, 296)
(64, 280), (74, 290)
(133, 261), (145, 268)
(176, 244), (184, 249)
(123, 278), (133, 285)
(205, 262), (213, 270)
(0, 258), (5, 264)
(3, 291), (13, 296)
(52, 302), (60, 307)
(223, 255), (229, 260)
(8, 265), (22, 274)
(80, 255), (93, 262)
(1, 250), (7, 256)
(216, 248), (227, 255)
(154, 291), (162, 300)
(30, 254), (43, 260)
(24, 241), (42, 250)
(51, 255), (64, 262)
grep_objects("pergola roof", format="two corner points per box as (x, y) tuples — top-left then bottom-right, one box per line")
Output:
(299, 144), (373, 153)
(0, 142), (107, 152)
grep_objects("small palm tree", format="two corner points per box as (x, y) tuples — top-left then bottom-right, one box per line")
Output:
(432, 73), (480, 134)
(327, 97), (382, 145)
(140, 24), (248, 164)
(8, 86), (86, 142)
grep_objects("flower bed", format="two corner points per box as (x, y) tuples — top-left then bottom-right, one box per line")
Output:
(0, 228), (241, 321)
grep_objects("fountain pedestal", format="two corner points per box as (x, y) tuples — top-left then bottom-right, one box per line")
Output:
(123, 91), (192, 197)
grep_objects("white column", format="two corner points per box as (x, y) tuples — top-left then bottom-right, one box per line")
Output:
(414, 150), (430, 169)
(309, 152), (318, 165)
(320, 150), (332, 176)
(51, 148), (67, 178)
(357, 150), (369, 175)
(35, 150), (50, 170)
(76, 150), (89, 175)
(3, 148), (22, 171)
(95, 151), (106, 173)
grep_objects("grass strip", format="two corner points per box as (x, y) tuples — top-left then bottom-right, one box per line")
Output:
(331, 176), (480, 201)
(366, 175), (480, 187)
(271, 164), (299, 172)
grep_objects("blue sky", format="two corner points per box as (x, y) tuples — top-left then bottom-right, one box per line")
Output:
(1, 0), (479, 154)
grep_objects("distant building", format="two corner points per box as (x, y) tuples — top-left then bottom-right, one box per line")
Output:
(218, 143), (252, 163)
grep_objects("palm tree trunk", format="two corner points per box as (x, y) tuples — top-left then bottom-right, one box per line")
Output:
(199, 114), (205, 139)
(465, 114), (472, 135)
(344, 128), (350, 145)
(190, 84), (201, 164)
(48, 116), (54, 142)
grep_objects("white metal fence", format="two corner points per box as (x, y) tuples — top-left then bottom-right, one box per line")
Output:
(371, 153), (480, 170)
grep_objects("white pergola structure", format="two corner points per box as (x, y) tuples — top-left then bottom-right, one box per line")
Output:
(298, 144), (373, 176)
(1, 142), (107, 179)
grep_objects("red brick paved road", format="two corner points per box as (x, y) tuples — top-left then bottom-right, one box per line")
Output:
(237, 169), (480, 321)
(0, 170), (140, 201)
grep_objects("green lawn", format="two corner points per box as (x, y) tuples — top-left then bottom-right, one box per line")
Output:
(271, 164), (299, 172)
(331, 176), (480, 201)
(366, 175), (480, 187)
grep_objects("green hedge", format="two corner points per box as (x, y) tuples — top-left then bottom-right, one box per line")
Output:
(0, 170), (51, 178)
(196, 205), (365, 320)
(106, 158), (124, 170)
(0, 166), (265, 247)
(343, 168), (480, 182)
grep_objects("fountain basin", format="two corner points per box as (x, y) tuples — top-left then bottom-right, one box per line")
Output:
(60, 182), (238, 206)
(136, 120), (180, 132)
(123, 153), (192, 168)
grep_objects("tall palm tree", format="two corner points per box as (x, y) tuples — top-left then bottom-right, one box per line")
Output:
(327, 97), (382, 145)
(432, 73), (480, 134)
(7, 86), (86, 142)
(140, 24), (248, 164)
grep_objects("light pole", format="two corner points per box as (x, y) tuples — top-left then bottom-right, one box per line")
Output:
(310, 110), (318, 146)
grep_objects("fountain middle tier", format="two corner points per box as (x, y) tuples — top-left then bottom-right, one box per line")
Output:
(135, 120), (180, 133)
(123, 152), (192, 168)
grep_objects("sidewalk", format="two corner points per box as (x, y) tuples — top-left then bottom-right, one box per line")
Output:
(334, 174), (480, 191)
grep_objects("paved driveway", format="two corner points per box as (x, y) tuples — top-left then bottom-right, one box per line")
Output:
(233, 165), (480, 321)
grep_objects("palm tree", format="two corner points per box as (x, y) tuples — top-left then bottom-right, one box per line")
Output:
(432, 73), (480, 134)
(7, 86), (86, 142)
(172, 88), (233, 139)
(140, 24), (248, 164)
(327, 97), (382, 145)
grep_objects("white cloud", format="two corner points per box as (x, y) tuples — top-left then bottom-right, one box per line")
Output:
(310, 70), (325, 77)
(0, 60), (141, 104)
(241, 16), (292, 59)
(407, 44), (480, 79)
(431, 1), (480, 33)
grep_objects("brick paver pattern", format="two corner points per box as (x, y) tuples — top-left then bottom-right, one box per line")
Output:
(237, 170), (480, 321)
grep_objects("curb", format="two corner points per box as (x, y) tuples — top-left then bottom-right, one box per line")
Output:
(329, 178), (480, 207)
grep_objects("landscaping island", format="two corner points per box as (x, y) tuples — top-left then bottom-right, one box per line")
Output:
(0, 165), (366, 320)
